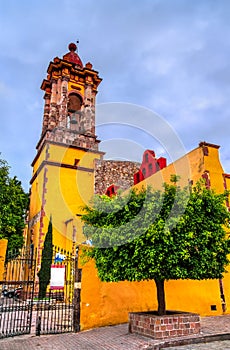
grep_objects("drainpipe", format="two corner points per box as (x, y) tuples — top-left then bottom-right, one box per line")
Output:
(219, 278), (226, 313)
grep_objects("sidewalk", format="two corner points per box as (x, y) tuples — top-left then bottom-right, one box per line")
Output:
(0, 315), (230, 349)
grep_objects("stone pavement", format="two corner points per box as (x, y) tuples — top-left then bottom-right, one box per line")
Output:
(167, 340), (230, 349)
(0, 315), (230, 349)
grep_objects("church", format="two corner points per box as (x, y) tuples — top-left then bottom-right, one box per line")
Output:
(27, 43), (230, 331)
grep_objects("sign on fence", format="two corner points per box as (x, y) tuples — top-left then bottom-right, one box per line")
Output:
(50, 264), (65, 290)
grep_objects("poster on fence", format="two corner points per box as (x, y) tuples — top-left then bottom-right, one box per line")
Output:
(50, 264), (65, 290)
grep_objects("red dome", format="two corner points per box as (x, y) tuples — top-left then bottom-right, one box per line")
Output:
(63, 43), (83, 68)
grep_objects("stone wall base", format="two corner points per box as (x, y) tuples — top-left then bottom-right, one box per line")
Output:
(129, 311), (200, 339)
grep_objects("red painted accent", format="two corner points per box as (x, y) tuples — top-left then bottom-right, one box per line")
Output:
(85, 62), (93, 69)
(105, 184), (120, 197)
(223, 174), (230, 209)
(134, 170), (144, 185)
(202, 171), (211, 189)
(145, 149), (156, 158)
(203, 146), (209, 156)
(157, 157), (167, 169)
(134, 150), (167, 185)
(63, 43), (83, 67)
(68, 43), (77, 51)
(199, 141), (220, 149)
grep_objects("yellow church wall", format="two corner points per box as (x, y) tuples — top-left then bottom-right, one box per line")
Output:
(0, 239), (7, 281)
(27, 166), (45, 251)
(28, 221), (40, 258)
(225, 176), (230, 191)
(48, 143), (101, 170)
(134, 143), (229, 316)
(79, 247), (228, 331)
(68, 82), (84, 97)
(31, 144), (47, 175)
(203, 145), (225, 192)
(44, 165), (88, 249)
(165, 279), (222, 315)
(44, 145), (102, 248)
(29, 145), (48, 250)
(78, 143), (230, 330)
(224, 264), (230, 310)
(79, 247), (157, 330)
(29, 173), (43, 218)
(29, 141), (103, 257)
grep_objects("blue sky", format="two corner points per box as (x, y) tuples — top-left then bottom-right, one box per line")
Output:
(0, 0), (230, 190)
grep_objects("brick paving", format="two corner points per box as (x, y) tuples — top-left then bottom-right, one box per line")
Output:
(0, 315), (229, 349)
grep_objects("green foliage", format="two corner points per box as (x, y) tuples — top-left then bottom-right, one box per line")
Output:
(38, 219), (53, 299)
(170, 174), (180, 184)
(0, 156), (29, 253)
(81, 181), (230, 314)
(82, 187), (164, 248)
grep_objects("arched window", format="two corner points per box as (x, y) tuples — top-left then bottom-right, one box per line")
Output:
(67, 93), (82, 129)
(148, 163), (153, 173)
(67, 93), (82, 113)
(142, 168), (146, 177)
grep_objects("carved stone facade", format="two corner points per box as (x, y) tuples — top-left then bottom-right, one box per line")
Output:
(37, 128), (99, 151)
(38, 44), (102, 152)
(29, 44), (103, 272)
(95, 159), (140, 195)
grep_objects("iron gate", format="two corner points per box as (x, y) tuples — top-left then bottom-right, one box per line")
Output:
(35, 247), (75, 335)
(0, 247), (35, 338)
(0, 245), (76, 339)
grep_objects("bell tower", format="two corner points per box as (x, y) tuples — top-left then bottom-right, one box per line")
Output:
(39, 42), (102, 151)
(28, 43), (103, 269)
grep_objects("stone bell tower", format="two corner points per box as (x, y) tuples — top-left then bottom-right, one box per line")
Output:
(28, 43), (103, 266)
(38, 42), (102, 151)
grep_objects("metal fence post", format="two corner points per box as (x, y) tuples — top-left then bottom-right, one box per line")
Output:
(73, 246), (82, 332)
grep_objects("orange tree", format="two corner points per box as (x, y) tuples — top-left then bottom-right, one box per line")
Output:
(81, 180), (230, 315)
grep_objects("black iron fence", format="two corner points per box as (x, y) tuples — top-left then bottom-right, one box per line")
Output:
(0, 247), (35, 338)
(0, 245), (76, 339)
(35, 246), (75, 335)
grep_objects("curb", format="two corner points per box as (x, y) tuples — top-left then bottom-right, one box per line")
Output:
(149, 333), (230, 349)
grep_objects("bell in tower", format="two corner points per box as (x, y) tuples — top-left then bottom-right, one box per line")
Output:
(67, 93), (82, 130)
(39, 43), (102, 150)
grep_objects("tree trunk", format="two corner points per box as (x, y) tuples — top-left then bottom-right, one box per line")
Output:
(154, 279), (166, 315)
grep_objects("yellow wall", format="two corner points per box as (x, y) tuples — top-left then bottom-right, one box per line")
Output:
(79, 259), (230, 331)
(78, 247), (157, 330)
(78, 143), (230, 330)
(0, 239), (7, 280)
(29, 138), (230, 330)
(29, 141), (102, 263)
(79, 246), (229, 331)
(224, 264), (230, 309)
